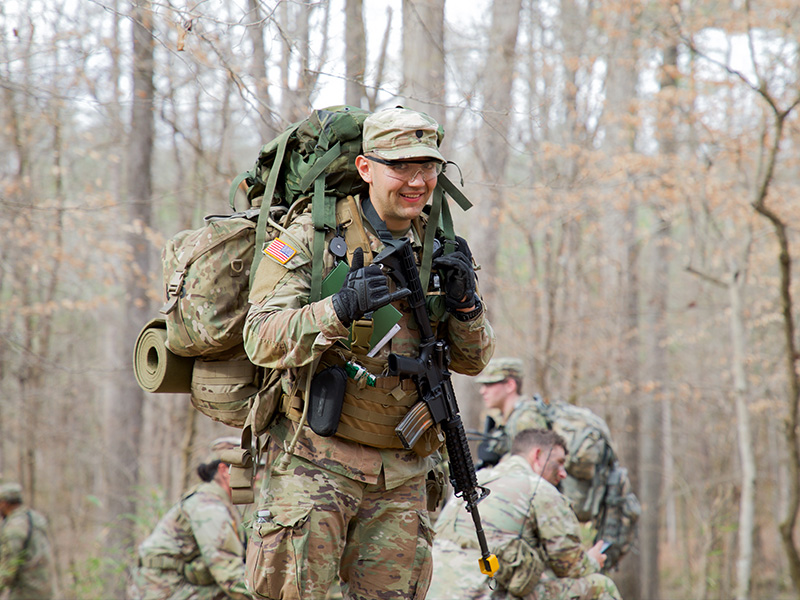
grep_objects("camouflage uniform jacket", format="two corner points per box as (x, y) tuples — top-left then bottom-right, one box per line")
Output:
(480, 397), (549, 465)
(428, 454), (600, 599)
(244, 200), (495, 489)
(135, 481), (251, 600)
(0, 505), (54, 600)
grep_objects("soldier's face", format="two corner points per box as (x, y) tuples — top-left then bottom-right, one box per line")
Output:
(356, 155), (437, 231)
(534, 445), (568, 487)
(480, 379), (513, 411)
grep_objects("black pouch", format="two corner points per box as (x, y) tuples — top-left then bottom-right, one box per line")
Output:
(308, 365), (348, 437)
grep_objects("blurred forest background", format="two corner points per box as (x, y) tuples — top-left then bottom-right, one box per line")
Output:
(2, 0), (800, 598)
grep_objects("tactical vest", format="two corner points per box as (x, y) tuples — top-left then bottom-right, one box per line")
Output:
(279, 196), (445, 457)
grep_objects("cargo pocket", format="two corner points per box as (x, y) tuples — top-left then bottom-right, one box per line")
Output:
(411, 510), (435, 600)
(247, 503), (314, 600)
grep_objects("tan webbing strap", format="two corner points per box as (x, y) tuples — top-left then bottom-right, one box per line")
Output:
(191, 360), (257, 405)
(192, 359), (256, 383)
(220, 435), (254, 505)
(141, 555), (184, 571)
(335, 422), (400, 448)
(336, 195), (373, 266)
(340, 403), (406, 427)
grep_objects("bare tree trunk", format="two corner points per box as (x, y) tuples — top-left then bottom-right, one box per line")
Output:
(754, 174), (800, 592)
(748, 95), (800, 597)
(729, 256), (755, 599)
(104, 1), (153, 592)
(641, 216), (668, 600)
(345, 0), (366, 108)
(247, 0), (276, 139)
(600, 1), (641, 593)
(402, 0), (445, 125)
(472, 0), (524, 313)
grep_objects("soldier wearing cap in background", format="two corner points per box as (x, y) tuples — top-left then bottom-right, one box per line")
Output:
(129, 440), (252, 600)
(0, 482), (55, 599)
(209, 435), (263, 538)
(243, 106), (495, 599)
(474, 357), (549, 469)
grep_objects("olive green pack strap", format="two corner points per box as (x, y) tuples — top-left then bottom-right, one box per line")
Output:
(300, 142), (342, 191)
(250, 125), (299, 287)
(228, 170), (251, 210)
(302, 129), (346, 302)
(311, 181), (337, 302)
(438, 172), (472, 211)
(419, 173), (472, 287)
(419, 186), (444, 292)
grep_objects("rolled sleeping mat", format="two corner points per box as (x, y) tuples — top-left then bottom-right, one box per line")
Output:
(133, 318), (194, 393)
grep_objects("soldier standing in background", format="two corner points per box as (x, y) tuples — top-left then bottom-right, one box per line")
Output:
(129, 443), (252, 600)
(0, 482), (55, 600)
(475, 357), (548, 468)
(427, 429), (622, 600)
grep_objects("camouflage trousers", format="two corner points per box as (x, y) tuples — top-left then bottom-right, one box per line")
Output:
(128, 566), (227, 600)
(245, 453), (433, 600)
(532, 572), (622, 600)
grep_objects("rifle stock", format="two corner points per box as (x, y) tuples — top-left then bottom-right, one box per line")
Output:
(376, 240), (499, 578)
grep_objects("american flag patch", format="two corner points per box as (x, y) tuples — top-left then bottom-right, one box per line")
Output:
(263, 238), (297, 264)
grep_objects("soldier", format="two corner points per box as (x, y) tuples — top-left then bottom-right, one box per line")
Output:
(475, 357), (548, 467)
(427, 429), (622, 600)
(0, 482), (55, 599)
(243, 107), (495, 599)
(129, 445), (252, 600)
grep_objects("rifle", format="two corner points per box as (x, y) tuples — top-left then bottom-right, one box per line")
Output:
(375, 238), (499, 578)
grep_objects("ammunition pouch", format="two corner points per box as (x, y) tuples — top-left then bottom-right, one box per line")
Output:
(494, 537), (545, 597)
(284, 352), (443, 456)
(219, 444), (255, 505)
(426, 467), (446, 512)
(183, 556), (215, 586)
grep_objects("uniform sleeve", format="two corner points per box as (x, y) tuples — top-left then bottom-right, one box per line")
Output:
(244, 218), (349, 370)
(535, 488), (598, 578)
(0, 516), (27, 586)
(187, 501), (253, 600)
(445, 307), (495, 376)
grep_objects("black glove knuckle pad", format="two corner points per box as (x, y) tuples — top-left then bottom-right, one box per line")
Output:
(433, 248), (477, 311)
(332, 257), (396, 326)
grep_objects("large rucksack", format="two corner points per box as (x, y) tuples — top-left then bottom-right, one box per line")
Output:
(534, 396), (640, 571)
(135, 105), (472, 433)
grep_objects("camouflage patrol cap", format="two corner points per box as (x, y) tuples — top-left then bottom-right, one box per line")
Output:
(362, 107), (445, 162)
(0, 482), (22, 503)
(476, 357), (524, 384)
(205, 436), (240, 463)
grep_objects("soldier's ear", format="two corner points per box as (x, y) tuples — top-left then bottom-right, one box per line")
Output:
(355, 155), (373, 184)
(527, 447), (542, 472)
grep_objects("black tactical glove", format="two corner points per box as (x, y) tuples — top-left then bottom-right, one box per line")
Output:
(331, 248), (410, 327)
(432, 236), (480, 312)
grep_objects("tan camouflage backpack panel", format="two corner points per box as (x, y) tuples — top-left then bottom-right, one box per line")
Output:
(161, 212), (259, 358)
(158, 207), (287, 428)
(542, 400), (613, 480)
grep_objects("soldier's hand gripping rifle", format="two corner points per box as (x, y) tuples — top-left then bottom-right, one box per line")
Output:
(375, 239), (499, 578)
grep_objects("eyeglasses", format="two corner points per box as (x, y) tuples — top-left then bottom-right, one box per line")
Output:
(364, 155), (443, 182)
